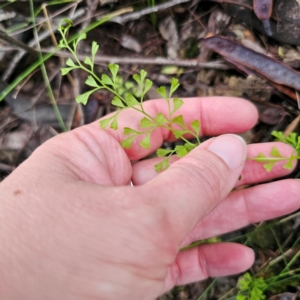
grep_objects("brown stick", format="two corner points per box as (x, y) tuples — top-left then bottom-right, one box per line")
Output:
(0, 30), (38, 56)
(111, 0), (193, 24)
(202, 36), (300, 91)
(42, 48), (230, 70)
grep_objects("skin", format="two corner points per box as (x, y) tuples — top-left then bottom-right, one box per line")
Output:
(0, 97), (299, 300)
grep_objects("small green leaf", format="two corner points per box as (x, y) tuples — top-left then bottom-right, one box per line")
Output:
(172, 115), (185, 128)
(72, 40), (76, 51)
(108, 64), (119, 82)
(157, 86), (167, 99)
(270, 146), (283, 157)
(74, 33), (87, 48)
(99, 117), (112, 129)
(84, 57), (93, 67)
(155, 113), (168, 124)
(133, 74), (141, 86)
(75, 90), (94, 105)
(58, 39), (65, 48)
(254, 153), (267, 161)
(155, 162), (163, 172)
(286, 132), (297, 147)
(143, 78), (152, 96)
(191, 119), (200, 136)
(155, 158), (170, 172)
(170, 78), (180, 97)
(140, 69), (147, 83)
(123, 127), (138, 135)
(91, 41), (99, 58)
(85, 75), (99, 88)
(61, 67), (74, 75)
(297, 136), (300, 149)
(125, 94), (139, 107)
(132, 86), (142, 97)
(157, 148), (173, 157)
(263, 162), (275, 172)
(284, 159), (294, 170)
(66, 58), (76, 67)
(117, 87), (125, 95)
(101, 74), (113, 86)
(121, 136), (135, 148)
(173, 130), (188, 138)
(111, 96), (124, 108)
(115, 76), (123, 86)
(140, 133), (151, 149)
(184, 143), (196, 152)
(161, 66), (179, 75)
(60, 18), (72, 30)
(271, 131), (285, 142)
(140, 117), (155, 128)
(175, 145), (188, 158)
(125, 81), (134, 89)
(110, 116), (118, 130)
(171, 98), (184, 115)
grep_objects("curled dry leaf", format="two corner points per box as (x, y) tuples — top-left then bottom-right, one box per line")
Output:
(120, 34), (142, 53)
(158, 16), (179, 59)
(202, 35), (300, 101)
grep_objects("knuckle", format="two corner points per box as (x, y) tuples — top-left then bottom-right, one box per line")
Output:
(174, 153), (228, 201)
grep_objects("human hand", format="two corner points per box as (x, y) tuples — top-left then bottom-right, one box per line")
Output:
(0, 97), (299, 300)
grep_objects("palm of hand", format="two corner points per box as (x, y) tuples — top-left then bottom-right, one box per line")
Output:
(0, 97), (299, 300)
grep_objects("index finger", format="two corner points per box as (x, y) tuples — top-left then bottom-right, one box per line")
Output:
(93, 97), (258, 160)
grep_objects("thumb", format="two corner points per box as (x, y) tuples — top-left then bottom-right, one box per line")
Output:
(142, 134), (247, 242)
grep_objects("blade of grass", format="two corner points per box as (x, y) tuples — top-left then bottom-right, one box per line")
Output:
(0, 7), (132, 102)
(6, 0), (80, 35)
(29, 0), (67, 132)
(197, 278), (218, 300)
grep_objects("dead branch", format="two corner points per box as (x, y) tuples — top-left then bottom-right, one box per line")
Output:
(112, 0), (194, 24)
(1, 8), (86, 81)
(0, 30), (38, 56)
(47, 48), (230, 69)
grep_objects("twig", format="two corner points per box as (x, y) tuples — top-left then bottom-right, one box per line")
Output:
(112, 0), (193, 24)
(0, 8), (130, 102)
(41, 3), (75, 86)
(0, 30), (38, 56)
(0, 163), (14, 172)
(8, 0), (83, 36)
(45, 48), (230, 69)
(1, 8), (86, 81)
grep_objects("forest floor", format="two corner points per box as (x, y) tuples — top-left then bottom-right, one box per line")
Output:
(1, 1), (300, 299)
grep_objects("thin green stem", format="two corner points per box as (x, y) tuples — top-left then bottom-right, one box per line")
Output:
(280, 250), (300, 275)
(167, 97), (171, 119)
(29, 0), (67, 132)
(181, 136), (197, 147)
(197, 278), (218, 300)
(265, 271), (300, 286)
(247, 157), (292, 162)
(61, 28), (201, 147)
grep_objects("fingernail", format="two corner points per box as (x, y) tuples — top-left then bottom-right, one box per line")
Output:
(207, 134), (247, 170)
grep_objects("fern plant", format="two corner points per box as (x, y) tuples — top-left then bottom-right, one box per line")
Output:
(249, 131), (300, 172)
(236, 273), (267, 300)
(58, 19), (300, 172)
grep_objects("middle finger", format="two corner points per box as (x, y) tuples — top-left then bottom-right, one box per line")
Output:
(132, 142), (296, 186)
